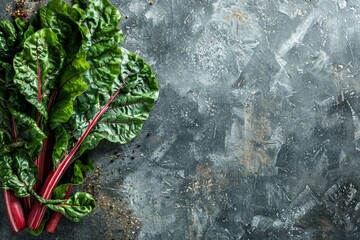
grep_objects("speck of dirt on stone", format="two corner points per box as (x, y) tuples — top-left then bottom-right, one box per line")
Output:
(84, 166), (140, 240)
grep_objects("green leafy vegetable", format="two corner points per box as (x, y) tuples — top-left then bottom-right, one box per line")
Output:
(76, 48), (159, 155)
(0, 150), (37, 198)
(0, 20), (17, 59)
(71, 157), (94, 184)
(13, 28), (65, 121)
(52, 183), (72, 200)
(0, 0), (158, 236)
(46, 192), (96, 222)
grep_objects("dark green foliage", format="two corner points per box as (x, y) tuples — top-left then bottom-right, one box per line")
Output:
(0, 0), (158, 234)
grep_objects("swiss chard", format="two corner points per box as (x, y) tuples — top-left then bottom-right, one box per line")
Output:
(27, 45), (158, 229)
(0, 0), (158, 236)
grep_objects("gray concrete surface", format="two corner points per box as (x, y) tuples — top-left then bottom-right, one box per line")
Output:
(2, 0), (360, 239)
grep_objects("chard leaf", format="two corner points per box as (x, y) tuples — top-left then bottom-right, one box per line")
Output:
(0, 154), (25, 196)
(39, 0), (84, 63)
(52, 125), (68, 168)
(73, 0), (124, 111)
(14, 18), (28, 35)
(0, 62), (45, 156)
(74, 0), (124, 47)
(71, 164), (84, 185)
(22, 14), (40, 46)
(70, 48), (158, 155)
(71, 156), (94, 184)
(14, 18), (28, 45)
(52, 183), (72, 199)
(1, 46), (46, 158)
(9, 108), (46, 157)
(0, 20), (17, 59)
(49, 49), (89, 129)
(0, 150), (38, 198)
(13, 150), (38, 191)
(13, 28), (65, 120)
(82, 42), (122, 95)
(73, 43), (121, 112)
(24, 0), (90, 128)
(0, 62), (14, 148)
(45, 192), (96, 222)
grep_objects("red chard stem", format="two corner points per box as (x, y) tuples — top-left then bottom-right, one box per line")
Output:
(27, 89), (121, 229)
(3, 115), (26, 232)
(4, 189), (26, 232)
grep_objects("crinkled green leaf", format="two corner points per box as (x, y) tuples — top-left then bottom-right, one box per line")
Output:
(0, 20), (17, 59)
(39, 0), (84, 63)
(74, 44), (122, 112)
(0, 150), (38, 198)
(90, 43), (122, 89)
(14, 18), (28, 44)
(0, 60), (13, 84)
(0, 154), (26, 196)
(46, 192), (96, 222)
(44, 0), (84, 25)
(13, 28), (65, 120)
(14, 150), (38, 191)
(23, 0), (90, 128)
(0, 62), (45, 156)
(70, 48), (158, 155)
(52, 125), (68, 168)
(0, 62), (14, 149)
(21, 0), (83, 59)
(9, 108), (46, 157)
(14, 18), (28, 33)
(72, 0), (124, 111)
(74, 0), (124, 47)
(1, 18), (28, 56)
(49, 49), (89, 129)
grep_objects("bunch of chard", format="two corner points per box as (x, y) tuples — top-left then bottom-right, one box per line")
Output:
(0, 0), (158, 235)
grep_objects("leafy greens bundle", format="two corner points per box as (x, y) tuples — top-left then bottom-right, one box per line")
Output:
(0, 0), (158, 235)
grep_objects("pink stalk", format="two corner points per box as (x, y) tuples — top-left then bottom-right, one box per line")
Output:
(29, 89), (58, 210)
(4, 190), (26, 232)
(34, 139), (47, 190)
(34, 135), (53, 191)
(27, 88), (121, 229)
(3, 116), (27, 232)
(23, 120), (54, 215)
(33, 46), (58, 191)
(24, 90), (57, 213)
(44, 184), (74, 233)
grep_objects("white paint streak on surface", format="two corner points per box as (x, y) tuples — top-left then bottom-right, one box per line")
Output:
(150, 129), (178, 163)
(277, 10), (321, 57)
(271, 8), (322, 94)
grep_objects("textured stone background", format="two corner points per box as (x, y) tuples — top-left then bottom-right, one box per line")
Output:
(2, 0), (360, 239)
